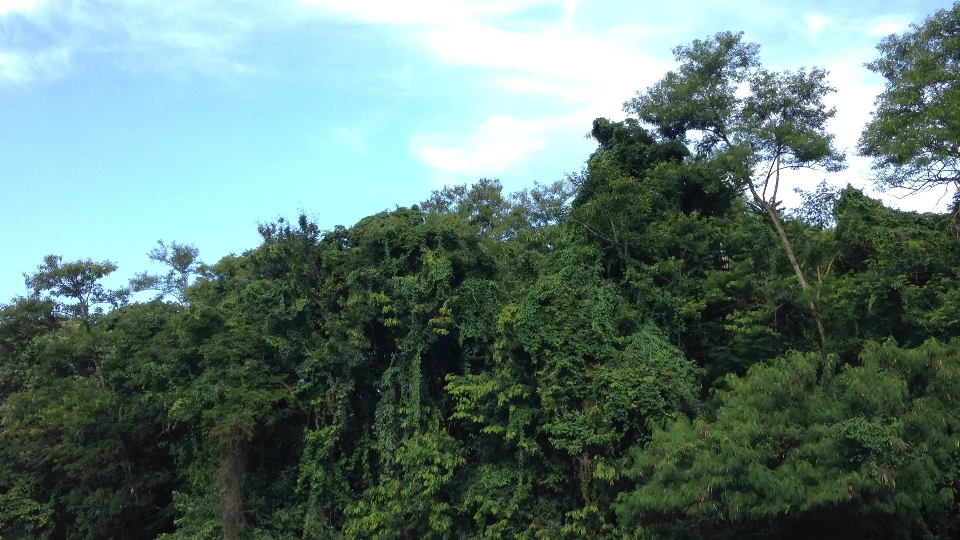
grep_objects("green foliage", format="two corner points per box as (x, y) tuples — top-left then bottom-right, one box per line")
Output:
(3, 16), (960, 539)
(572, 116), (822, 377)
(617, 338), (960, 539)
(791, 180), (842, 230)
(625, 30), (846, 351)
(625, 31), (845, 182)
(825, 188), (960, 356)
(0, 297), (57, 396)
(344, 413), (464, 539)
(859, 2), (960, 196)
(445, 246), (700, 538)
(130, 240), (202, 304)
(25, 255), (129, 322)
(0, 291), (179, 539)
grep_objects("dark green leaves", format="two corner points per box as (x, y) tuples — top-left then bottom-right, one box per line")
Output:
(3, 15), (960, 539)
(628, 31), (759, 145)
(617, 339), (960, 539)
(24, 255), (127, 321)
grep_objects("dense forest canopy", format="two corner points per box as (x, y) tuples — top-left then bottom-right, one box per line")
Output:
(2, 4), (960, 539)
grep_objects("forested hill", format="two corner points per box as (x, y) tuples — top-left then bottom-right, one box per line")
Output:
(3, 9), (960, 540)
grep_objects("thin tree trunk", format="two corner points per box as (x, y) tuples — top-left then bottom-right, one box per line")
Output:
(80, 316), (107, 390)
(91, 353), (106, 390)
(747, 182), (827, 349)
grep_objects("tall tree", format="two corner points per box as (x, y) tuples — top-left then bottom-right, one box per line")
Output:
(24, 255), (128, 327)
(859, 2), (960, 209)
(129, 240), (202, 305)
(23, 256), (128, 387)
(625, 31), (845, 347)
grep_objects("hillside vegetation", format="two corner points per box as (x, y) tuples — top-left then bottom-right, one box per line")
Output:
(3, 6), (960, 539)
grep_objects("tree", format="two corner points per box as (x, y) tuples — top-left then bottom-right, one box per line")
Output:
(790, 180), (841, 230)
(573, 118), (813, 378)
(616, 338), (960, 539)
(859, 2), (960, 204)
(826, 188), (960, 357)
(130, 240), (202, 304)
(625, 31), (845, 347)
(22, 256), (129, 388)
(24, 255), (128, 325)
(0, 293), (182, 540)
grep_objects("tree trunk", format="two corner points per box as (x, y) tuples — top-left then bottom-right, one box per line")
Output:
(218, 437), (247, 540)
(747, 182), (827, 349)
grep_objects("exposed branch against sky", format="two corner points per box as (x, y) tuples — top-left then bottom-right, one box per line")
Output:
(0, 0), (952, 302)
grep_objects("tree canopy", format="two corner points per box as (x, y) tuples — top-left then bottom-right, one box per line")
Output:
(859, 2), (960, 205)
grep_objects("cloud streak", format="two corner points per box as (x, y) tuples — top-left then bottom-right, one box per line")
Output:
(0, 0), (36, 16)
(295, 0), (566, 26)
(0, 0), (282, 81)
(0, 47), (68, 83)
(411, 114), (586, 178)
(868, 19), (909, 36)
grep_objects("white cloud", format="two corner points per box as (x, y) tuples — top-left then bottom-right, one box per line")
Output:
(804, 13), (829, 35)
(868, 20), (908, 37)
(294, 1), (675, 182)
(0, 0), (277, 83)
(0, 52), (31, 82)
(0, 47), (68, 83)
(394, 12), (672, 178)
(818, 51), (883, 145)
(0, 0), (36, 16)
(412, 115), (563, 176)
(768, 50), (882, 207)
(424, 23), (651, 80)
(787, 48), (952, 214)
(422, 21), (670, 124)
(408, 23), (668, 176)
(295, 0), (563, 25)
(490, 76), (595, 102)
(101, 1), (254, 57)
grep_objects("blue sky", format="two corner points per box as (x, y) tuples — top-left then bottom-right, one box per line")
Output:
(0, 0), (953, 303)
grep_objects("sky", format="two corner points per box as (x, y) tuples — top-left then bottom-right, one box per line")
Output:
(0, 0), (955, 303)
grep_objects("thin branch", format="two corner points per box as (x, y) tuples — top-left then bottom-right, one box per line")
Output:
(772, 152), (782, 204)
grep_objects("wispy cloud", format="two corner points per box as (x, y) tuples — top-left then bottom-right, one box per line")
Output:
(0, 0), (36, 16)
(868, 19), (908, 36)
(412, 115), (562, 177)
(293, 0), (673, 176)
(0, 47), (68, 83)
(0, 0), (276, 82)
(561, 0), (579, 22)
(0, 0), (943, 210)
(423, 23), (656, 80)
(0, 51), (33, 82)
(405, 17), (669, 173)
(295, 0), (565, 25)
(804, 13), (830, 35)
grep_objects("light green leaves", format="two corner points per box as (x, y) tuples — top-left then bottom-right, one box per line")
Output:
(859, 3), (960, 195)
